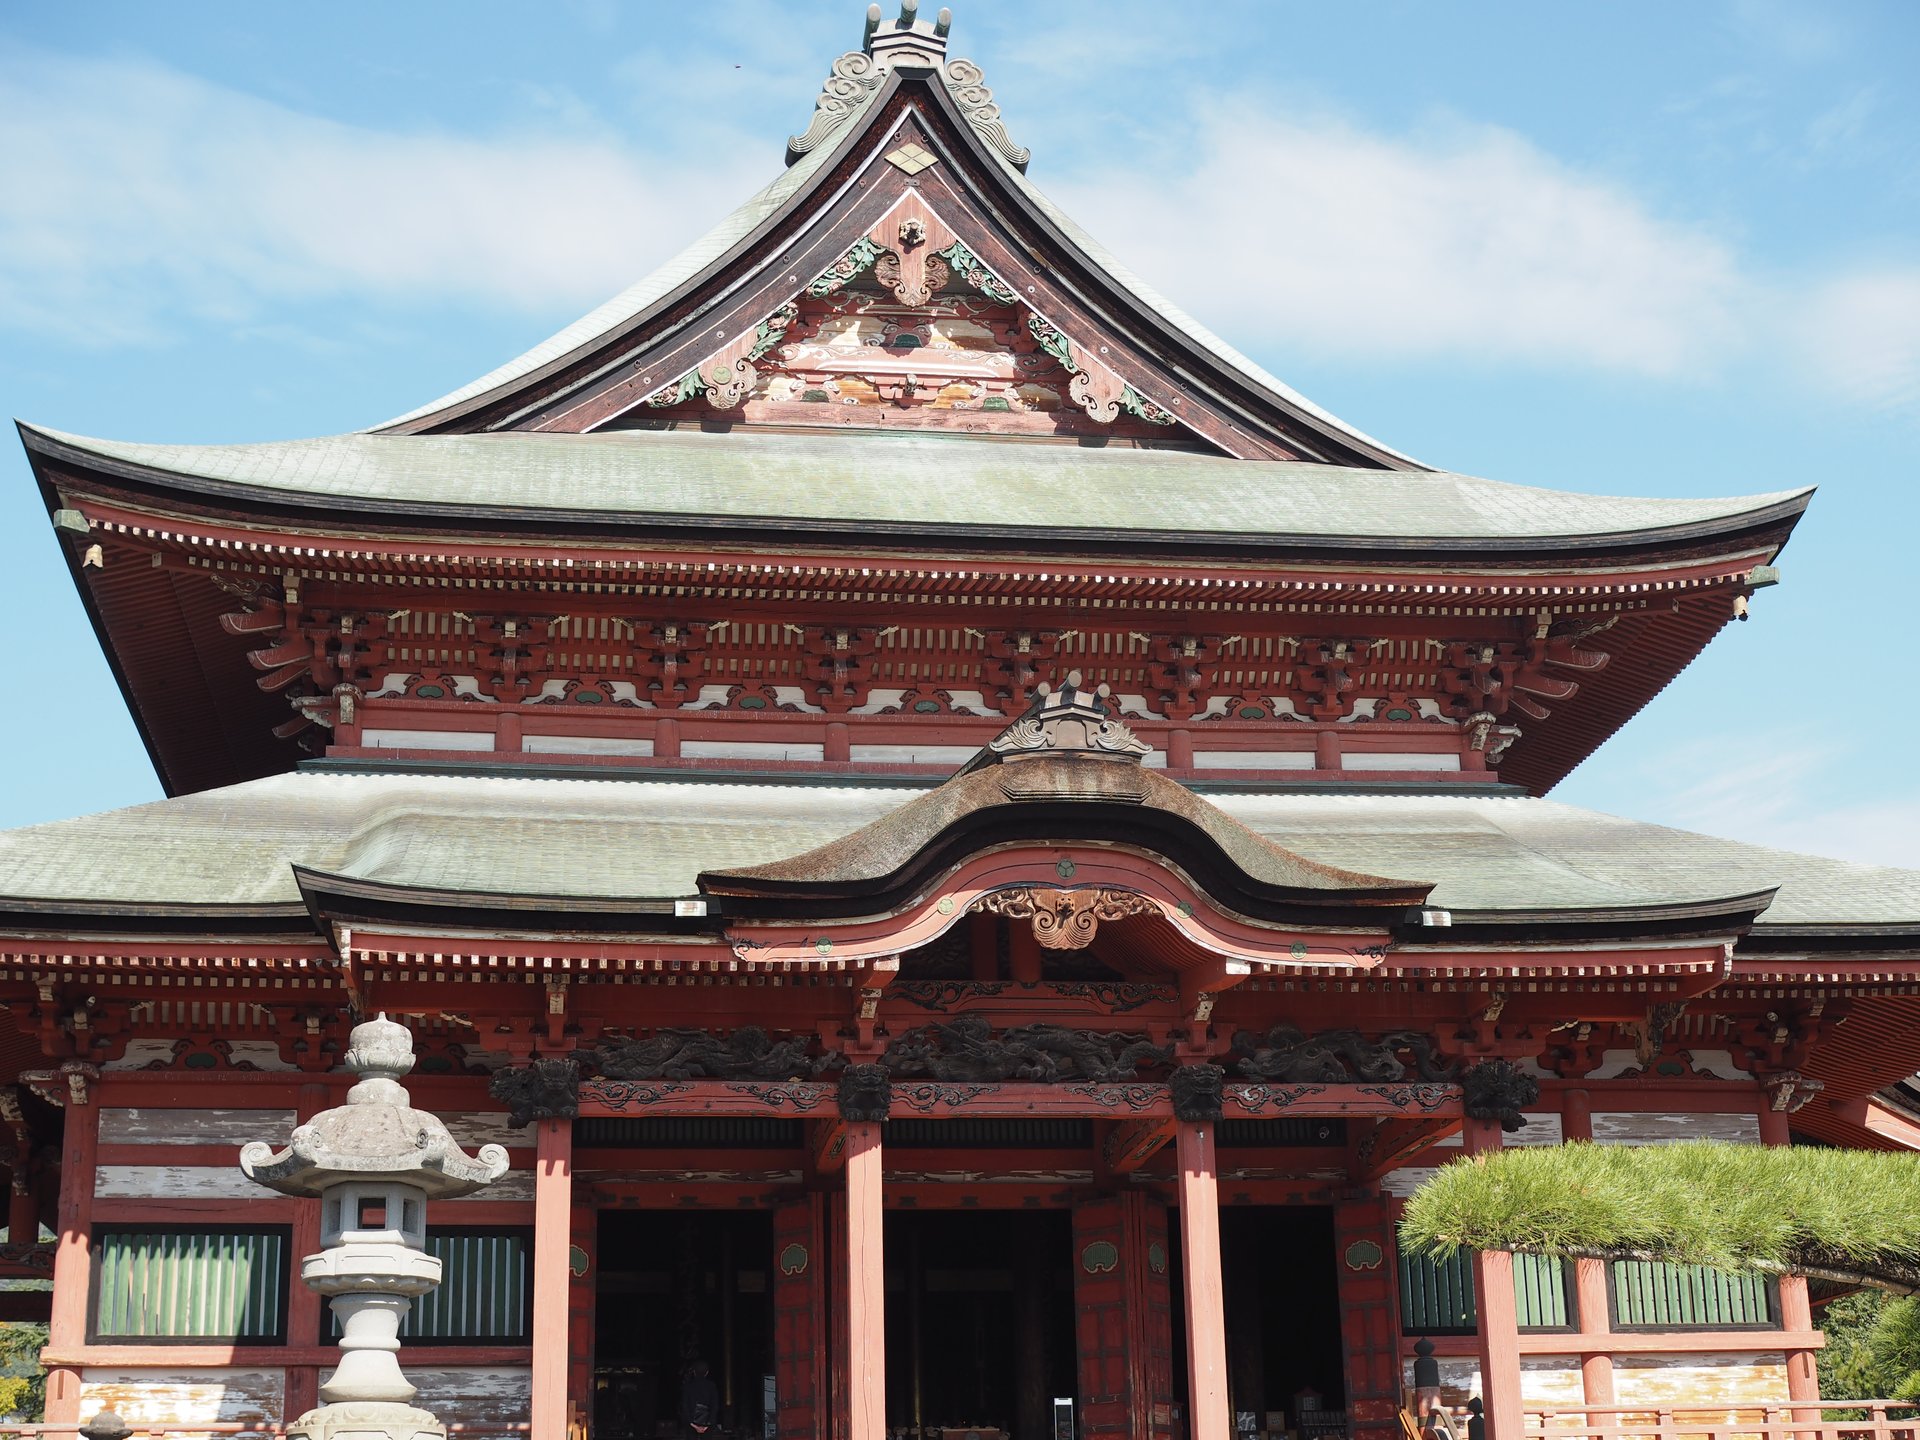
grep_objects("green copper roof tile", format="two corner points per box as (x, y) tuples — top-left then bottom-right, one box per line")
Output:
(0, 771), (1912, 929)
(26, 425), (1807, 543)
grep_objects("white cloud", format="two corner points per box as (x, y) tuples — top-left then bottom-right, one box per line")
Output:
(1793, 268), (1920, 417)
(0, 49), (775, 346)
(1, 42), (1912, 427)
(1047, 107), (1744, 378)
(1590, 728), (1920, 870)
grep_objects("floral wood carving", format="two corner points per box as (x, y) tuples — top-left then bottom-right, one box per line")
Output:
(646, 302), (800, 412)
(971, 886), (1158, 951)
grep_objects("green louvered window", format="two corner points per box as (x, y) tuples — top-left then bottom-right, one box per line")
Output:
(92, 1228), (288, 1342)
(1609, 1262), (1776, 1330)
(1399, 1250), (1571, 1333)
(327, 1229), (531, 1343)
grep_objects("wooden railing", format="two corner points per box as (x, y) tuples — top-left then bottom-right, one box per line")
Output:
(1519, 1401), (1920, 1440)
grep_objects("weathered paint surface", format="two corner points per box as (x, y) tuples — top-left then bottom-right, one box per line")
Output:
(1410, 1357), (1583, 1411)
(1590, 1113), (1761, 1146)
(443, 1111), (536, 1150)
(446, 1168), (534, 1202)
(1612, 1353), (1789, 1409)
(1432, 1115), (1563, 1149)
(98, 1109), (295, 1145)
(94, 1165), (262, 1199)
(79, 1368), (282, 1432)
(409, 1365), (533, 1426)
(104, 1042), (296, 1072)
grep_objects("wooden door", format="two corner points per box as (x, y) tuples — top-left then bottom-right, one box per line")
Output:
(1074, 1192), (1176, 1440)
(774, 1195), (829, 1440)
(1332, 1196), (1402, 1440)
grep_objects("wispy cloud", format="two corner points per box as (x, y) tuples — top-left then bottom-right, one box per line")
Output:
(1593, 727), (1920, 870)
(2, 40), (1915, 426)
(1793, 268), (1920, 416)
(0, 49), (774, 346)
(1049, 106), (1744, 378)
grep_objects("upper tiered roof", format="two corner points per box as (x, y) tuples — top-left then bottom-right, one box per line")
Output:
(15, 3), (1810, 799)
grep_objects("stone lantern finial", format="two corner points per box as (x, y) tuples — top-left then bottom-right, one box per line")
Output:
(240, 1015), (508, 1440)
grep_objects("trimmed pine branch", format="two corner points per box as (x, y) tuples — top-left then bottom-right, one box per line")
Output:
(1398, 1140), (1920, 1295)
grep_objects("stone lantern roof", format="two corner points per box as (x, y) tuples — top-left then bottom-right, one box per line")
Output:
(240, 1014), (508, 1199)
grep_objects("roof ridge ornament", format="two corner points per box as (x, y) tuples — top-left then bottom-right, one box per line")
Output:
(986, 671), (1152, 763)
(787, 5), (1029, 173)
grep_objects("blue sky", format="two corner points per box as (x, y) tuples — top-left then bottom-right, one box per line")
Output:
(1, 0), (1915, 865)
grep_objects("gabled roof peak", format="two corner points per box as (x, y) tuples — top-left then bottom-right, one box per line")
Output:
(788, 4), (1029, 171)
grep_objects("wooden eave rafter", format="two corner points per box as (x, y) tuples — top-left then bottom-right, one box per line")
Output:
(373, 67), (1403, 465)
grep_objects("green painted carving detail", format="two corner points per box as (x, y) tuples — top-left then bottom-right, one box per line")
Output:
(1027, 313), (1074, 368)
(1081, 1240), (1120, 1274)
(934, 240), (1019, 305)
(646, 367), (704, 408)
(1345, 1238), (1385, 1271)
(1148, 1241), (1168, 1274)
(807, 236), (884, 297)
(779, 1242), (809, 1277)
(568, 1243), (589, 1277)
(749, 301), (801, 362)
(1120, 384), (1176, 426)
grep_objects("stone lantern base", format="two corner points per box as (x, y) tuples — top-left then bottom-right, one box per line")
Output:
(287, 1398), (447, 1440)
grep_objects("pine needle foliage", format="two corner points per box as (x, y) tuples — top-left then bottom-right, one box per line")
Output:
(1399, 1142), (1920, 1294)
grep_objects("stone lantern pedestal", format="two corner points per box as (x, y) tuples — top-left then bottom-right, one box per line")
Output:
(241, 1016), (508, 1440)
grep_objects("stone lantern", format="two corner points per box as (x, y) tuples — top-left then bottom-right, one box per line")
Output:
(241, 1015), (509, 1440)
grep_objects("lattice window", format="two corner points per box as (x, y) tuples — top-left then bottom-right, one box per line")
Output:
(1609, 1261), (1775, 1330)
(1398, 1249), (1570, 1333)
(93, 1227), (289, 1342)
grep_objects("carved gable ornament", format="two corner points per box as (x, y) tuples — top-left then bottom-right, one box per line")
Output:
(986, 671), (1152, 764)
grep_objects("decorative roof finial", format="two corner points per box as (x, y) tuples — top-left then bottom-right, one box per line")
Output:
(789, 6), (1027, 172)
(863, 0), (953, 69)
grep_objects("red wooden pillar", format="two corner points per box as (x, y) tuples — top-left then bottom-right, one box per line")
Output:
(568, 1200), (597, 1435)
(1175, 1122), (1229, 1440)
(1073, 1192), (1175, 1440)
(775, 1195), (830, 1440)
(1332, 1195), (1402, 1440)
(1758, 1105), (1821, 1408)
(1559, 1092), (1613, 1410)
(532, 1119), (574, 1440)
(1463, 1120), (1522, 1440)
(45, 1093), (99, 1427)
(842, 1124), (885, 1440)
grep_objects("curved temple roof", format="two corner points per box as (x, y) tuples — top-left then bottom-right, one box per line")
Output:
(21, 423), (1809, 551)
(3, 768), (1915, 937)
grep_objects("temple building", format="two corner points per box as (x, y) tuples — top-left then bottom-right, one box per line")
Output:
(8, 6), (1920, 1440)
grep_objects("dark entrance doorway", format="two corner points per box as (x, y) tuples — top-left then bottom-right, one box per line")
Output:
(884, 1210), (1076, 1437)
(1222, 1207), (1347, 1437)
(595, 1210), (776, 1440)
